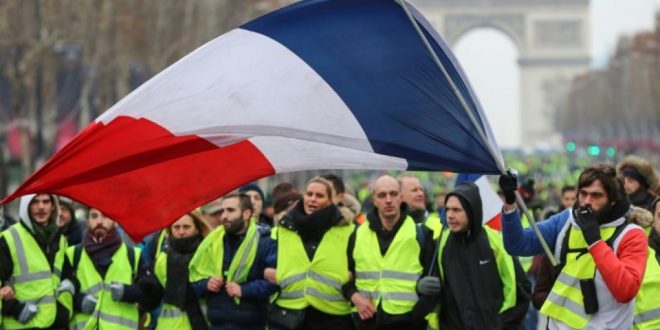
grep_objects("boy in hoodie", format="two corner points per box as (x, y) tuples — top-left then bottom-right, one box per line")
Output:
(0, 194), (73, 329)
(430, 182), (527, 329)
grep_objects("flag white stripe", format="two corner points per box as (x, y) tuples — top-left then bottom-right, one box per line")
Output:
(98, 29), (376, 156)
(474, 176), (503, 223)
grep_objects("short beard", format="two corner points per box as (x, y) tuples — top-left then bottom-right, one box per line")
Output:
(575, 200), (614, 224)
(225, 217), (245, 234)
(92, 227), (109, 239)
(592, 204), (614, 224)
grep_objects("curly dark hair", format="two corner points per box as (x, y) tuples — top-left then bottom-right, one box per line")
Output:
(577, 164), (626, 203)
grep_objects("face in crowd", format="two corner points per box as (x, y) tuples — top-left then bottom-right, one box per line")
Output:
(303, 179), (333, 215)
(170, 214), (199, 239)
(87, 208), (117, 239)
(59, 205), (73, 227)
(203, 198), (224, 229)
(623, 176), (642, 195)
(29, 194), (55, 226)
(206, 211), (223, 229)
(400, 176), (426, 212)
(445, 196), (468, 233)
(560, 189), (576, 210)
(244, 191), (263, 219)
(577, 180), (610, 213)
(373, 175), (402, 222)
(436, 193), (447, 210)
(220, 196), (251, 234)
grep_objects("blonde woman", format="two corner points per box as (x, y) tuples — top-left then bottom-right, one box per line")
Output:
(266, 177), (355, 330)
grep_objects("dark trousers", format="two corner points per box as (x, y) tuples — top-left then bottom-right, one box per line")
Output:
(269, 306), (354, 330)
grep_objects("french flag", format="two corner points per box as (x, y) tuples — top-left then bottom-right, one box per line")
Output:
(455, 173), (503, 230)
(2, 0), (503, 240)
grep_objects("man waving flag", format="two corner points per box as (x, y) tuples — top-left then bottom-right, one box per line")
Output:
(2, 0), (504, 240)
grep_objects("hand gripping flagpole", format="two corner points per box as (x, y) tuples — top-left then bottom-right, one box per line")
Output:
(397, 0), (557, 265)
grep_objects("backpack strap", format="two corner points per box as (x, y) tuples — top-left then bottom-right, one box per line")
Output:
(72, 244), (84, 272)
(416, 223), (425, 250)
(126, 245), (137, 276)
(604, 223), (627, 249)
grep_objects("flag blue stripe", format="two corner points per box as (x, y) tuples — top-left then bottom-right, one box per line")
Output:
(455, 173), (483, 186)
(242, 0), (500, 173)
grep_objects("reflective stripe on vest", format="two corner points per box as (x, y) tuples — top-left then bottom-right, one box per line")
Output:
(226, 221), (260, 304)
(518, 215), (533, 272)
(160, 308), (187, 318)
(91, 309), (139, 328)
(189, 226), (227, 282)
(635, 308), (660, 328)
(540, 221), (621, 328)
(67, 243), (140, 330)
(633, 247), (660, 329)
(188, 221), (260, 304)
(155, 248), (208, 329)
(354, 217), (422, 315)
(1, 224), (66, 329)
(276, 225), (353, 315)
(154, 303), (195, 330)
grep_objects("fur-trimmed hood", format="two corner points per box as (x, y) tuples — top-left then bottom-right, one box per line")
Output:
(625, 206), (654, 229)
(617, 155), (658, 188)
(338, 194), (361, 223)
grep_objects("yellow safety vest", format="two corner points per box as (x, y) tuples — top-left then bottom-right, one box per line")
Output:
(275, 225), (354, 315)
(154, 250), (209, 330)
(68, 244), (141, 330)
(633, 243), (660, 330)
(155, 230), (168, 257)
(354, 216), (422, 315)
(1, 223), (69, 329)
(422, 212), (442, 330)
(436, 226), (517, 314)
(518, 215), (533, 272)
(189, 221), (259, 286)
(424, 212), (442, 239)
(540, 224), (621, 329)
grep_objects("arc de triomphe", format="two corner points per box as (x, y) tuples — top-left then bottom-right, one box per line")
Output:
(412, 0), (590, 149)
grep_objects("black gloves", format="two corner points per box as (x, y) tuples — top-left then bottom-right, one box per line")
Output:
(575, 206), (601, 246)
(498, 172), (518, 205)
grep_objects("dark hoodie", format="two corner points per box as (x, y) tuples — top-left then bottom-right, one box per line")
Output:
(628, 187), (655, 210)
(60, 202), (83, 246)
(439, 182), (527, 330)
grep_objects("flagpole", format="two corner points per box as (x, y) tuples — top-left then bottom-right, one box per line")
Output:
(396, 0), (557, 265)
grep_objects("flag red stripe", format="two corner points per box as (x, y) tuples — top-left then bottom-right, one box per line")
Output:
(2, 116), (276, 240)
(485, 213), (502, 231)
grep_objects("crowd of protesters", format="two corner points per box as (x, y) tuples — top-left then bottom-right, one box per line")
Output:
(0, 154), (658, 330)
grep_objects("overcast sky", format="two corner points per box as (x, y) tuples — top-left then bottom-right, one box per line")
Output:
(433, 1), (660, 149)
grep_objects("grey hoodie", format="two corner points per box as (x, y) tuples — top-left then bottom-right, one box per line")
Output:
(18, 193), (61, 234)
